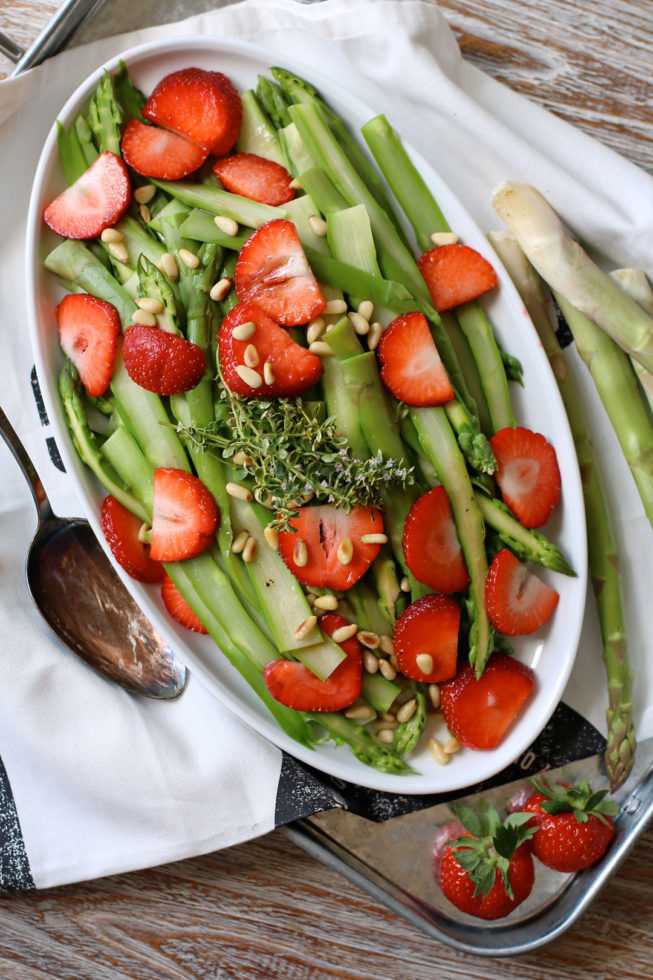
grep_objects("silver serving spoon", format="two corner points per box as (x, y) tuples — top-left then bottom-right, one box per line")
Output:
(0, 405), (187, 699)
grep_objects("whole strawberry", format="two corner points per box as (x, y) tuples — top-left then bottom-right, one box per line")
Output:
(523, 778), (618, 873)
(438, 802), (537, 920)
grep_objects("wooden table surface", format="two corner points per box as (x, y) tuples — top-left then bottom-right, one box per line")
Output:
(1, 1), (652, 977)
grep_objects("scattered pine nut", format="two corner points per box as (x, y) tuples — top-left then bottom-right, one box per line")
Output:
(379, 635), (394, 655)
(378, 711), (396, 723)
(349, 311), (370, 336)
(158, 252), (179, 279)
(428, 683), (441, 709)
(396, 699), (417, 724)
(430, 231), (459, 246)
(400, 576), (411, 592)
(109, 241), (129, 264)
(336, 537), (354, 565)
(429, 737), (450, 765)
(379, 659), (397, 681)
(235, 365), (262, 388)
(294, 538), (308, 567)
(331, 622), (359, 643)
(139, 203), (151, 224)
(131, 309), (158, 327)
(377, 728), (396, 745)
(306, 317), (326, 344)
(323, 298), (347, 315)
(363, 650), (379, 674)
(444, 736), (461, 755)
(231, 450), (252, 467)
(308, 214), (328, 237)
(226, 481), (253, 502)
(231, 530), (249, 554)
(244, 344), (260, 367)
(134, 184), (156, 204)
(308, 341), (333, 357)
(313, 594), (339, 611)
(101, 227), (123, 243)
(415, 653), (434, 675)
(357, 299), (374, 321)
(367, 321), (384, 350)
(306, 592), (318, 607)
(137, 522), (151, 544)
(263, 525), (279, 551)
(360, 533), (388, 545)
(242, 536), (257, 563)
(179, 248), (200, 269)
(263, 360), (276, 385)
(294, 615), (318, 640)
(345, 703), (376, 722)
(210, 277), (232, 302)
(215, 214), (239, 236)
(136, 296), (164, 314)
(357, 631), (380, 650)
(232, 321), (256, 341)
(289, 177), (302, 190)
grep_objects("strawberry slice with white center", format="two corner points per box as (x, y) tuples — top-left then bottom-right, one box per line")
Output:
(213, 153), (296, 206)
(376, 311), (454, 406)
(218, 301), (323, 397)
(161, 574), (208, 634)
(121, 118), (208, 180)
(418, 242), (498, 313)
(277, 505), (384, 591)
(263, 613), (363, 712)
(43, 151), (131, 240)
(490, 426), (561, 528)
(485, 548), (559, 636)
(393, 594), (461, 683)
(56, 293), (120, 397)
(142, 67), (242, 157)
(100, 495), (164, 584)
(149, 468), (220, 563)
(402, 486), (469, 593)
(234, 219), (326, 326)
(122, 325), (207, 395)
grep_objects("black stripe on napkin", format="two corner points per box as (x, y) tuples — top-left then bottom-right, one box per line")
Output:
(0, 756), (34, 892)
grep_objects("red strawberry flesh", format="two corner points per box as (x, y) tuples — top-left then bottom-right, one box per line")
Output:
(393, 594), (460, 683)
(121, 118), (208, 180)
(418, 243), (498, 313)
(485, 548), (559, 636)
(56, 293), (120, 398)
(149, 468), (220, 563)
(402, 486), (469, 593)
(213, 153), (296, 206)
(43, 151), (131, 240)
(490, 426), (561, 528)
(161, 573), (208, 634)
(122, 325), (207, 395)
(439, 836), (534, 920)
(376, 311), (454, 406)
(100, 495), (164, 584)
(143, 67), (242, 156)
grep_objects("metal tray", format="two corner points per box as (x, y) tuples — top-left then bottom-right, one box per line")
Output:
(11, 0), (653, 955)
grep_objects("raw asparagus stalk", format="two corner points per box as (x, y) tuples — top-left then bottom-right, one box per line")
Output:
(609, 268), (653, 411)
(475, 493), (574, 575)
(87, 70), (122, 156)
(56, 120), (89, 185)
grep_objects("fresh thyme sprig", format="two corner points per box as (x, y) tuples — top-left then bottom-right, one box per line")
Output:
(177, 389), (414, 531)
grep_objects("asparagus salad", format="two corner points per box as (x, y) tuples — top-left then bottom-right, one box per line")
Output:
(34, 50), (583, 783)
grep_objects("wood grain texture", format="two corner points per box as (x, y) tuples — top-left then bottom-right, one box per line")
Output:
(1, 1), (652, 976)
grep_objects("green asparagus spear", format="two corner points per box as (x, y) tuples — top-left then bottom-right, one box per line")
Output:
(87, 70), (122, 156)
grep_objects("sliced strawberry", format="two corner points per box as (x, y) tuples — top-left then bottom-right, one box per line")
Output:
(213, 153), (296, 206)
(142, 67), (242, 156)
(56, 293), (120, 397)
(485, 548), (559, 636)
(263, 612), (362, 711)
(402, 486), (469, 593)
(418, 243), (498, 313)
(121, 118), (208, 180)
(43, 151), (131, 240)
(376, 311), (454, 406)
(393, 594), (460, 683)
(161, 574), (208, 634)
(218, 301), (323, 397)
(149, 468), (219, 563)
(100, 495), (164, 584)
(490, 427), (561, 528)
(440, 653), (535, 750)
(234, 219), (326, 326)
(277, 505), (384, 591)
(122, 325), (207, 395)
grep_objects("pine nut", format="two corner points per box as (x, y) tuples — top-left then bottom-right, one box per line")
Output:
(139, 203), (151, 223)
(226, 482), (253, 502)
(336, 537), (353, 565)
(313, 594), (339, 611)
(210, 277), (232, 302)
(357, 299), (374, 321)
(379, 635), (394, 655)
(360, 533), (388, 545)
(235, 365), (262, 388)
(158, 252), (179, 279)
(136, 297), (164, 314)
(379, 659), (397, 681)
(294, 615), (318, 640)
(367, 321), (384, 351)
(179, 248), (200, 269)
(306, 317), (326, 344)
(289, 177), (302, 190)
(444, 736), (461, 755)
(308, 341), (333, 357)
(396, 699), (417, 724)
(294, 538), (308, 567)
(323, 298), (347, 315)
(109, 241), (129, 263)
(134, 184), (156, 204)
(349, 311), (370, 336)
(263, 525), (279, 550)
(231, 451), (251, 467)
(215, 215), (239, 236)
(363, 650), (379, 674)
(331, 622), (358, 643)
(430, 231), (458, 246)
(306, 592), (318, 607)
(231, 530), (249, 554)
(244, 344), (260, 368)
(415, 653), (434, 675)
(377, 728), (396, 745)
(429, 737), (450, 765)
(232, 321), (256, 341)
(131, 309), (158, 327)
(263, 361), (276, 385)
(101, 227), (123, 243)
(400, 576), (411, 592)
(308, 214), (328, 237)
(345, 703), (376, 722)
(137, 522), (150, 544)
(357, 631), (380, 650)
(378, 711), (396, 723)
(390, 653), (399, 670)
(242, 536), (257, 563)
(428, 683), (441, 709)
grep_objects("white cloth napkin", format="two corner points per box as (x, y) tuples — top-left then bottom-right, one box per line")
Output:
(1, 0), (651, 890)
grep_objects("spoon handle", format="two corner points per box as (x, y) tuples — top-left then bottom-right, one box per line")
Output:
(0, 405), (52, 523)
